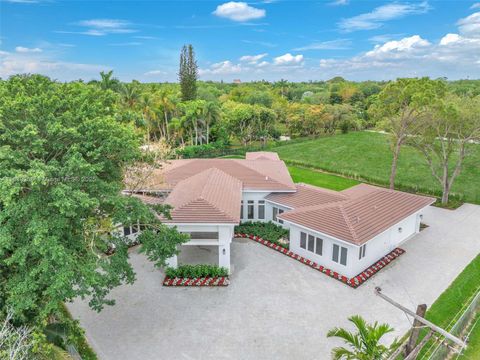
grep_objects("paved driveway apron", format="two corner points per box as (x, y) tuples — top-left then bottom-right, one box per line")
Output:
(68, 204), (480, 360)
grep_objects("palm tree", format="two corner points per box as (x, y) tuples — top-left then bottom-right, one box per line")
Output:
(275, 78), (289, 98)
(158, 90), (176, 141)
(99, 70), (118, 91)
(139, 93), (157, 141)
(327, 315), (399, 360)
(119, 83), (139, 109)
(202, 101), (221, 144)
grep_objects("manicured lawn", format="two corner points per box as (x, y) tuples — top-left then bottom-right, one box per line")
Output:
(271, 131), (480, 204)
(417, 254), (480, 358)
(288, 166), (359, 191)
(461, 313), (480, 359)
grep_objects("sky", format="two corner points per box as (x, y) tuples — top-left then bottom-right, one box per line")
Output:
(1, 0), (480, 82)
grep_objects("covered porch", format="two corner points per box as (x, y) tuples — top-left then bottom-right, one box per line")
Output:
(165, 224), (235, 273)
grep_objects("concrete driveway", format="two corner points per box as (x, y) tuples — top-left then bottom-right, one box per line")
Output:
(68, 204), (480, 360)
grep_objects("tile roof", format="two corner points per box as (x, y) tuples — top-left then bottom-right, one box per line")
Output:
(278, 184), (435, 245)
(162, 158), (295, 191)
(245, 152), (280, 161)
(162, 167), (242, 224)
(265, 183), (347, 208)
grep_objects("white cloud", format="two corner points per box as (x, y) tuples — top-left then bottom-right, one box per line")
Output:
(329, 0), (349, 5)
(339, 2), (430, 32)
(200, 60), (243, 76)
(365, 35), (431, 58)
(471, 3), (480, 9)
(144, 70), (166, 76)
(273, 53), (304, 66)
(59, 18), (136, 36)
(440, 33), (462, 46)
(15, 46), (42, 53)
(457, 12), (480, 37)
(293, 39), (351, 51)
(239, 53), (267, 63)
(213, 2), (266, 22)
(0, 50), (108, 80)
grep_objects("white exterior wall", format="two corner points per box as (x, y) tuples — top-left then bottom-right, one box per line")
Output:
(286, 208), (427, 278)
(240, 191), (271, 223)
(265, 200), (292, 229)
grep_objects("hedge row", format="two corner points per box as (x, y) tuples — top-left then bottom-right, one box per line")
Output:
(165, 264), (229, 278)
(235, 221), (289, 249)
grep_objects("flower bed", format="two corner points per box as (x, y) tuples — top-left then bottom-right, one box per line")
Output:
(235, 233), (405, 288)
(163, 264), (230, 287)
(163, 277), (229, 286)
(235, 221), (289, 249)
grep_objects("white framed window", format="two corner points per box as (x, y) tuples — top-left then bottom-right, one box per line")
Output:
(307, 234), (315, 252)
(333, 244), (348, 266)
(258, 200), (265, 220)
(315, 237), (323, 255)
(359, 244), (367, 259)
(272, 207), (278, 222)
(278, 209), (284, 224)
(300, 232), (307, 249)
(123, 226), (131, 236)
(247, 200), (254, 219)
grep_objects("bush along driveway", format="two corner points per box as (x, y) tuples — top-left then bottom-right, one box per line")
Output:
(163, 264), (230, 287)
(234, 233), (405, 288)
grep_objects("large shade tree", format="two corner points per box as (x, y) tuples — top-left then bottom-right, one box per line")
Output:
(413, 95), (480, 204)
(371, 78), (446, 189)
(0, 75), (188, 327)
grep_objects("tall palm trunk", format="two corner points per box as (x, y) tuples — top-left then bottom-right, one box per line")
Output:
(389, 137), (403, 190)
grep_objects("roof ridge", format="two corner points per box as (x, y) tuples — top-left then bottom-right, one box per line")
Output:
(297, 182), (348, 197)
(232, 160), (285, 186)
(176, 197), (236, 222)
(339, 205), (360, 243)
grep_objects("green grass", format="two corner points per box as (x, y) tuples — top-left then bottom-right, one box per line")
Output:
(461, 313), (480, 359)
(271, 131), (480, 204)
(417, 254), (480, 358)
(288, 166), (359, 191)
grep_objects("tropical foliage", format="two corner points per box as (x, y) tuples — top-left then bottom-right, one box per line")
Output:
(165, 264), (229, 278)
(235, 221), (289, 248)
(327, 315), (399, 360)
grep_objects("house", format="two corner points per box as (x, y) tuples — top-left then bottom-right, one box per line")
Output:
(125, 152), (435, 279)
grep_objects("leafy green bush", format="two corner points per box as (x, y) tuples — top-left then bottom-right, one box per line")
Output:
(165, 264), (229, 278)
(235, 221), (289, 248)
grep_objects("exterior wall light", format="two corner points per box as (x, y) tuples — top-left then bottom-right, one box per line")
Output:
(222, 248), (226, 255)
(398, 227), (403, 233)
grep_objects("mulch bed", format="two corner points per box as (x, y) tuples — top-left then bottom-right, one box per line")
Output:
(235, 233), (405, 289)
(163, 277), (230, 287)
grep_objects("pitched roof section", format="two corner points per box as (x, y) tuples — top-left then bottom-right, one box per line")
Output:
(245, 152), (280, 161)
(163, 168), (242, 224)
(163, 158), (295, 191)
(265, 183), (347, 209)
(279, 184), (435, 245)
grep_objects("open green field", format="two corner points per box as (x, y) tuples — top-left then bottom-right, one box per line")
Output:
(288, 166), (359, 191)
(417, 254), (480, 359)
(271, 132), (480, 204)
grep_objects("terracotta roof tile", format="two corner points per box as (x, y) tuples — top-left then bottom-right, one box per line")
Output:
(265, 183), (347, 208)
(163, 168), (242, 224)
(245, 152), (280, 161)
(279, 184), (435, 245)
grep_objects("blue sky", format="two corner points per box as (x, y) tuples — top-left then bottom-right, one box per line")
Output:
(1, 0), (479, 82)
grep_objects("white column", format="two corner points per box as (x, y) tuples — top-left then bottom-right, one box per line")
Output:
(218, 225), (233, 274)
(218, 243), (231, 273)
(166, 254), (177, 269)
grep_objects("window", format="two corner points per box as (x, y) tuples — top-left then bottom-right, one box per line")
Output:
(340, 247), (348, 266)
(272, 207), (278, 222)
(278, 209), (284, 224)
(332, 244), (339, 263)
(240, 201), (244, 219)
(300, 232), (307, 249)
(123, 226), (131, 236)
(315, 237), (323, 255)
(258, 200), (265, 220)
(308, 234), (315, 252)
(333, 244), (348, 266)
(359, 244), (367, 259)
(247, 200), (254, 219)
(189, 232), (219, 240)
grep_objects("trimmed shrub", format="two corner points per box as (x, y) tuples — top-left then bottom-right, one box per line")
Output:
(165, 264), (229, 278)
(235, 221), (289, 248)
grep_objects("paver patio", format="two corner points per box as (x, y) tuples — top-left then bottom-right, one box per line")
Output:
(68, 204), (480, 360)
